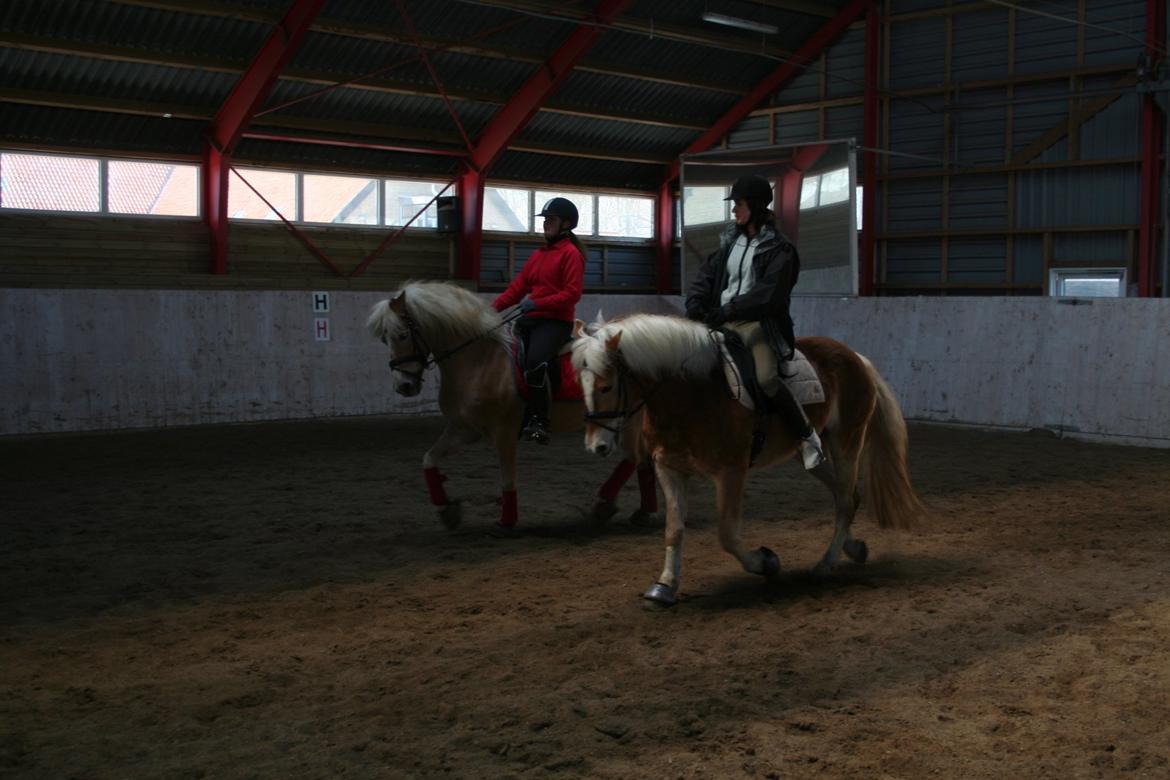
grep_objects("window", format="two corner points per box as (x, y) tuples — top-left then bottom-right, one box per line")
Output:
(384, 179), (444, 228)
(800, 166), (858, 211)
(799, 177), (820, 210)
(1, 152), (201, 216)
(598, 195), (653, 238)
(229, 168), (296, 221)
(484, 186), (530, 232)
(682, 186), (728, 226)
(535, 190), (593, 235)
(1049, 268), (1126, 298)
(108, 160), (198, 216)
(1, 152), (99, 212)
(303, 174), (378, 225)
(818, 167), (850, 206)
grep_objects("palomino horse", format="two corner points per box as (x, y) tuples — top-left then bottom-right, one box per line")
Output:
(571, 313), (925, 606)
(367, 282), (656, 531)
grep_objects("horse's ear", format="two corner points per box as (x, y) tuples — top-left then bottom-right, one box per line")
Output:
(389, 292), (406, 314)
(595, 308), (606, 327)
(605, 330), (622, 353)
(572, 318), (586, 339)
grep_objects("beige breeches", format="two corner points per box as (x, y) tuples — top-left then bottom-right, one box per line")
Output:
(727, 321), (780, 397)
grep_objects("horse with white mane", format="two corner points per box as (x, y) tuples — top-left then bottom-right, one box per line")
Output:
(368, 281), (656, 531)
(571, 312), (925, 606)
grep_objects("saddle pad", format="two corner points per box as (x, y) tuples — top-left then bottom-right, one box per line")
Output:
(511, 338), (584, 402)
(719, 342), (825, 411)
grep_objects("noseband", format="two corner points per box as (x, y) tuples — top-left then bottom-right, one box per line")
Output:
(386, 310), (432, 382)
(583, 363), (646, 447)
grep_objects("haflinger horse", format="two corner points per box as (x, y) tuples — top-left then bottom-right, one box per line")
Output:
(367, 281), (657, 532)
(571, 313), (925, 606)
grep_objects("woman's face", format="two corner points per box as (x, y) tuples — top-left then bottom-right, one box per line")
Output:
(732, 198), (751, 226)
(542, 215), (564, 239)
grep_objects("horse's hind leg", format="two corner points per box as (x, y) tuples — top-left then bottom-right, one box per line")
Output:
(643, 462), (688, 607)
(715, 468), (781, 580)
(423, 424), (481, 529)
(808, 431), (865, 576)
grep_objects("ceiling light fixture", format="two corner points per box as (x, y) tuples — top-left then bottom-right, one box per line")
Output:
(701, 11), (778, 35)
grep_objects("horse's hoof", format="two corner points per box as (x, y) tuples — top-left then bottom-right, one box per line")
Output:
(642, 582), (678, 607)
(591, 499), (619, 526)
(627, 509), (661, 528)
(758, 546), (781, 579)
(811, 560), (834, 579)
(439, 500), (462, 530)
(843, 538), (868, 564)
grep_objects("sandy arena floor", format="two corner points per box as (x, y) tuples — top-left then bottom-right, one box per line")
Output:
(2, 415), (1170, 779)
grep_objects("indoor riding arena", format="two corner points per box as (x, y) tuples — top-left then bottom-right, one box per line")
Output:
(2, 1), (1169, 778)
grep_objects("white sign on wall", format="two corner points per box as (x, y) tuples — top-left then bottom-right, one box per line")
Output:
(314, 318), (330, 341)
(312, 292), (330, 313)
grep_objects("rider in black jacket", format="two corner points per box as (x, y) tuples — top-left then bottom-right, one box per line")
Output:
(684, 174), (825, 470)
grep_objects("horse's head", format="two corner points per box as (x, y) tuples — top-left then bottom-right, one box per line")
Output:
(368, 292), (427, 397)
(571, 319), (626, 457)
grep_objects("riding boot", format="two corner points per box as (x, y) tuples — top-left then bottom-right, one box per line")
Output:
(766, 381), (825, 470)
(521, 364), (552, 445)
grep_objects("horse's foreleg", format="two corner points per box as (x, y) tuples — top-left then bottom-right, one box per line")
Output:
(809, 432), (865, 576)
(493, 428), (520, 530)
(715, 468), (780, 579)
(423, 424), (480, 528)
(642, 461), (687, 607)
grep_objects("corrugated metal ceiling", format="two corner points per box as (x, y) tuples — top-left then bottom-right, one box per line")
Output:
(0, 0), (858, 190)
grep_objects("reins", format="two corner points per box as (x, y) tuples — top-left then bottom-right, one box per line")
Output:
(387, 304), (524, 379)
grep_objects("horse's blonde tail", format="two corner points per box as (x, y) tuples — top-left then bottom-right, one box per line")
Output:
(859, 356), (925, 531)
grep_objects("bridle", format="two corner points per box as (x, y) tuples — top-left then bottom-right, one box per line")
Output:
(582, 359), (648, 449)
(385, 304), (522, 383)
(385, 309), (433, 382)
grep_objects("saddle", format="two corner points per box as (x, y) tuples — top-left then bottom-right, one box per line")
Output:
(716, 330), (824, 464)
(717, 332), (825, 411)
(511, 336), (584, 402)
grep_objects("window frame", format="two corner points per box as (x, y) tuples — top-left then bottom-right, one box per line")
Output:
(1048, 267), (1127, 298)
(0, 149), (202, 220)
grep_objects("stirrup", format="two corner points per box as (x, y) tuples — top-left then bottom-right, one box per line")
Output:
(799, 430), (826, 470)
(521, 416), (551, 445)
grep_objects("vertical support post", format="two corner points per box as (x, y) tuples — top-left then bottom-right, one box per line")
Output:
(1137, 0), (1166, 296)
(203, 145), (230, 275)
(655, 180), (674, 293)
(201, 0), (325, 274)
(457, 167), (485, 283)
(860, 0), (879, 297)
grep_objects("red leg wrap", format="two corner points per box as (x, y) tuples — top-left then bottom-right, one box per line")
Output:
(423, 467), (449, 506)
(637, 465), (658, 513)
(499, 489), (518, 528)
(598, 459), (637, 503)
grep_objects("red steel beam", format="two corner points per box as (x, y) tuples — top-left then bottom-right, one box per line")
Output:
(457, 0), (632, 282)
(457, 167), (485, 283)
(775, 143), (829, 245)
(655, 179), (674, 293)
(860, 1), (879, 296)
(1137, 0), (1166, 297)
(665, 0), (870, 184)
(203, 0), (325, 274)
(468, 0), (631, 174)
(241, 131), (467, 157)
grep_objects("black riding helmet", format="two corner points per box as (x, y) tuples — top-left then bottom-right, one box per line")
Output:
(724, 175), (774, 206)
(536, 197), (579, 231)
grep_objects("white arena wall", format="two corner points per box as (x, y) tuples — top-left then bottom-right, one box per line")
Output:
(2, 289), (1168, 447)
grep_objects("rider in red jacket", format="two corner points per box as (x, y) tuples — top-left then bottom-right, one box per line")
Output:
(492, 197), (586, 444)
